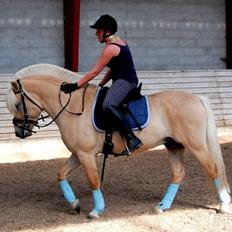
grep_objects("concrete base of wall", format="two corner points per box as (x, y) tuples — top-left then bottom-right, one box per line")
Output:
(0, 137), (70, 163)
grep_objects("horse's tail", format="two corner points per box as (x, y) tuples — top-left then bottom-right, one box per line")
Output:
(198, 95), (230, 193)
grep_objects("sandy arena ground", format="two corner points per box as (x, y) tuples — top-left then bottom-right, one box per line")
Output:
(0, 134), (232, 232)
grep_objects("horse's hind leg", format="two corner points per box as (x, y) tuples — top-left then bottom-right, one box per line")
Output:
(58, 154), (81, 213)
(190, 145), (231, 212)
(155, 139), (185, 213)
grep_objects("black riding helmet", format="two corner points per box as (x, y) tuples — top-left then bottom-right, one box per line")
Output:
(90, 14), (117, 36)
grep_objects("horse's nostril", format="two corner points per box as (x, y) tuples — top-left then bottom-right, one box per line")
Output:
(15, 130), (31, 139)
(15, 131), (25, 139)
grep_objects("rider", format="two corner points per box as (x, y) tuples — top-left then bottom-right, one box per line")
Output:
(60, 14), (142, 154)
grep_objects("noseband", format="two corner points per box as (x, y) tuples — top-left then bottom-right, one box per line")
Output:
(13, 79), (88, 134)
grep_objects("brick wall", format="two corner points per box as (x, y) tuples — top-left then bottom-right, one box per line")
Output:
(79, 0), (226, 71)
(0, 0), (226, 73)
(0, 0), (64, 73)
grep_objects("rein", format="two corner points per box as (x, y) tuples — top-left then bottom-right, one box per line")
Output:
(59, 83), (89, 115)
(13, 80), (88, 133)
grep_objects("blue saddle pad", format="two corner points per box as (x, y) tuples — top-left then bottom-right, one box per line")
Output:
(92, 87), (150, 132)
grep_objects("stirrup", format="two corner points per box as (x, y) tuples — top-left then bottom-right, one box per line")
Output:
(120, 149), (130, 156)
(120, 140), (143, 156)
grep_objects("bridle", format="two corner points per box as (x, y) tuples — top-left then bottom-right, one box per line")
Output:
(12, 79), (88, 134)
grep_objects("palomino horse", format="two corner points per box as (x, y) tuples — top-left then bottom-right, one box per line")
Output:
(6, 64), (231, 218)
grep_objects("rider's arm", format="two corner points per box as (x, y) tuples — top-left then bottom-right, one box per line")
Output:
(77, 45), (119, 88)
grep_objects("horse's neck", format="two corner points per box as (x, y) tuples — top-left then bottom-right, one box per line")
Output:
(24, 77), (61, 116)
(31, 80), (96, 122)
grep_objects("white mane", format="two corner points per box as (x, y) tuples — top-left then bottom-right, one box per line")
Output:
(15, 63), (82, 82)
(6, 64), (82, 113)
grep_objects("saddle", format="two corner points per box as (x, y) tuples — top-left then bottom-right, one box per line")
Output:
(92, 83), (150, 132)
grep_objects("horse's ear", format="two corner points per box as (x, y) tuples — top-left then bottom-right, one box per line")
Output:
(11, 81), (20, 94)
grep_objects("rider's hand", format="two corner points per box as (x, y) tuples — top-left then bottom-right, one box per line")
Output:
(98, 83), (104, 88)
(60, 82), (79, 94)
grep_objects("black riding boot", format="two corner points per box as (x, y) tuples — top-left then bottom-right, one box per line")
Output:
(106, 105), (143, 154)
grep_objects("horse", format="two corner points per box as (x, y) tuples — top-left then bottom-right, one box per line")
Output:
(6, 64), (231, 218)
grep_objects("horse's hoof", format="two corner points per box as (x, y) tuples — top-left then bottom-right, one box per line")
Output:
(154, 205), (164, 214)
(218, 204), (232, 214)
(71, 199), (81, 214)
(87, 210), (101, 219)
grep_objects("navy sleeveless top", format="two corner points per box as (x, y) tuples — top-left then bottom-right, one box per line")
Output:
(106, 43), (138, 84)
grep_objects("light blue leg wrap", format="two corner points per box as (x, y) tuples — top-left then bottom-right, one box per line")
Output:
(214, 178), (231, 205)
(159, 183), (180, 211)
(92, 189), (105, 214)
(59, 179), (76, 203)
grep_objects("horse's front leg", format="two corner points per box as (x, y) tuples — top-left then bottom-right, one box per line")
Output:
(77, 150), (105, 219)
(58, 154), (81, 213)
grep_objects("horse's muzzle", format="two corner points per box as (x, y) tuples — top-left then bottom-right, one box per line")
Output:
(15, 128), (32, 139)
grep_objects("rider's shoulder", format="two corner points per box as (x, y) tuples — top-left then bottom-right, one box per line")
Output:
(104, 43), (120, 55)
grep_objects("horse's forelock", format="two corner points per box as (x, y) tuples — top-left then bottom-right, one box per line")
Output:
(6, 87), (17, 114)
